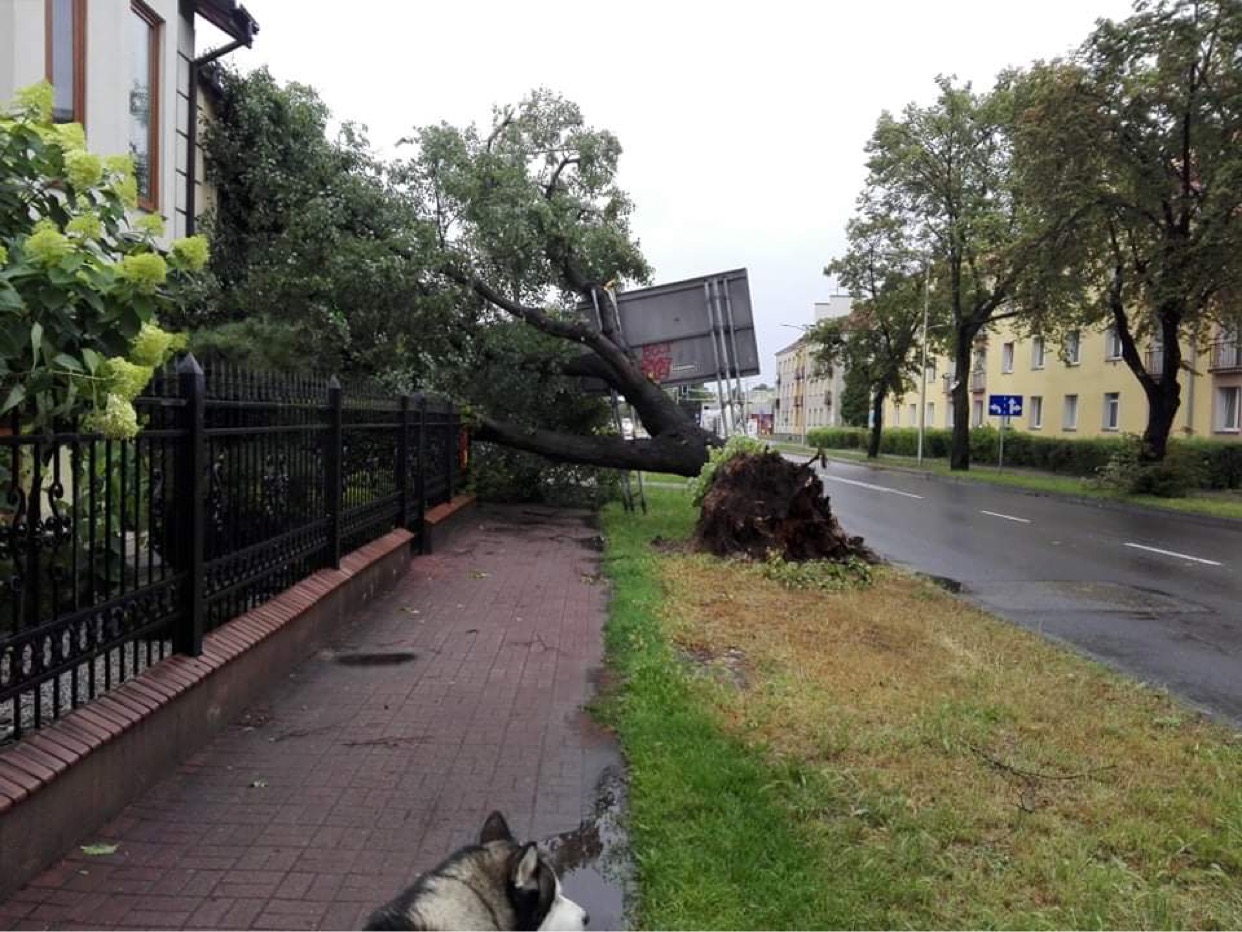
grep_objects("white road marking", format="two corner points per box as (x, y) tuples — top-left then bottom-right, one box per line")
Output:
(1123, 542), (1222, 567)
(980, 510), (1031, 524)
(823, 475), (923, 499)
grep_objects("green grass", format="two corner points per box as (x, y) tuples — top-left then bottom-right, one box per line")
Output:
(773, 441), (1242, 520)
(598, 485), (1242, 929)
(596, 488), (898, 929)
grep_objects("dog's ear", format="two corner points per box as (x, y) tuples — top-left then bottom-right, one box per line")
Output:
(480, 810), (514, 844)
(510, 843), (540, 891)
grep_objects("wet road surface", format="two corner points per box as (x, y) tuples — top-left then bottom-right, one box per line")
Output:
(797, 457), (1242, 726)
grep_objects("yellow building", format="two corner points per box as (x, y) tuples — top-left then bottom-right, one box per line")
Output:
(774, 337), (808, 439)
(892, 321), (1242, 442)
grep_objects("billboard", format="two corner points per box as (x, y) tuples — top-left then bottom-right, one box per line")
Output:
(579, 268), (759, 392)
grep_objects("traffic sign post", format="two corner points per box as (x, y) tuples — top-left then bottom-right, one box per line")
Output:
(988, 395), (1023, 473)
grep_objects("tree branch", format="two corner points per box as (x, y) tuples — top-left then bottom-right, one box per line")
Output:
(444, 266), (595, 344)
(485, 108), (514, 151)
(545, 156), (580, 200)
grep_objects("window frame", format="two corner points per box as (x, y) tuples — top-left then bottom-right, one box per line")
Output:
(1216, 386), (1240, 433)
(1063, 394), (1079, 431)
(45, 0), (87, 127)
(1065, 330), (1081, 365)
(1103, 392), (1121, 431)
(1031, 335), (1045, 369)
(1029, 395), (1043, 430)
(129, 0), (163, 213)
(1105, 327), (1123, 361)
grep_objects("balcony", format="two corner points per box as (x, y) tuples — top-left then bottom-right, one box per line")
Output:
(1209, 340), (1242, 373)
(970, 369), (987, 393)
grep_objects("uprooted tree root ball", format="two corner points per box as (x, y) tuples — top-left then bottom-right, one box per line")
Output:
(691, 451), (877, 564)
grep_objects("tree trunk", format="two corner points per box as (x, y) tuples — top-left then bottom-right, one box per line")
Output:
(1110, 286), (1183, 464)
(949, 326), (974, 471)
(867, 386), (885, 459)
(475, 417), (710, 476)
(456, 270), (717, 473)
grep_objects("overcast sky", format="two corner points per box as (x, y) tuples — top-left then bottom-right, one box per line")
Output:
(210, 0), (1137, 383)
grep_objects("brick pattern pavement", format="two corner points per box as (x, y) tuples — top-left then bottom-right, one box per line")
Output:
(0, 506), (612, 931)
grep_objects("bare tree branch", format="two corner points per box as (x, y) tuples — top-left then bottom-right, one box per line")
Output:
(545, 156), (580, 200)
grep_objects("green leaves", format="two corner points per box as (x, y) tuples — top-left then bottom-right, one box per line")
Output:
(0, 82), (197, 434)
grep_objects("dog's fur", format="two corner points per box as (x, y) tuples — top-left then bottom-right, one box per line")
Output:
(364, 811), (589, 931)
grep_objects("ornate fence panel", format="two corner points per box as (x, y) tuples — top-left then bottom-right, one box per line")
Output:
(0, 360), (463, 743)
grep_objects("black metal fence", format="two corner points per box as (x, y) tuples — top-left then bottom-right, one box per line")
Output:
(0, 358), (463, 743)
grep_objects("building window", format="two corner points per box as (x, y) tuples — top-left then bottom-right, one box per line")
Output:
(1031, 336), (1045, 369)
(1063, 394), (1079, 430)
(129, 1), (162, 211)
(1029, 395), (1043, 429)
(1105, 327), (1123, 360)
(909, 403), (917, 424)
(1002, 342), (1014, 373)
(972, 399), (984, 427)
(1065, 330), (1081, 365)
(926, 401), (934, 425)
(946, 404), (955, 428)
(893, 405), (900, 426)
(46, 0), (87, 125)
(1217, 386), (1240, 432)
(1103, 392), (1120, 430)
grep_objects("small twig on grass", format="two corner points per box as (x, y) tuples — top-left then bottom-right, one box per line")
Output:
(968, 743), (1117, 783)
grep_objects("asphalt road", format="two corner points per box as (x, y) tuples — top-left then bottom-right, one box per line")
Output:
(795, 456), (1242, 726)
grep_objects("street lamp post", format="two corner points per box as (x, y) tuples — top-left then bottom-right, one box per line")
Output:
(917, 264), (930, 465)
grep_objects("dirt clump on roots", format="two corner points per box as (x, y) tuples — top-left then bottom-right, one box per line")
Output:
(691, 451), (877, 563)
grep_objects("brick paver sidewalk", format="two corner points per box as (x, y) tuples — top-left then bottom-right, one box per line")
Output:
(0, 505), (619, 931)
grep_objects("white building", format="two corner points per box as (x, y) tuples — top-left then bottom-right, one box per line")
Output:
(0, 0), (258, 244)
(808, 296), (852, 431)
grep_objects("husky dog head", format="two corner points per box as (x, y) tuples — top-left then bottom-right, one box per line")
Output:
(364, 811), (589, 931)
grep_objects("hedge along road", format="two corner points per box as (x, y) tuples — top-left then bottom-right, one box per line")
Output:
(797, 456), (1242, 725)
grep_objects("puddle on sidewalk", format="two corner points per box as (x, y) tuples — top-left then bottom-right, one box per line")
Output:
(332, 651), (418, 666)
(541, 763), (631, 931)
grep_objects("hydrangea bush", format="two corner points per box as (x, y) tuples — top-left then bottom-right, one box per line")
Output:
(0, 82), (207, 439)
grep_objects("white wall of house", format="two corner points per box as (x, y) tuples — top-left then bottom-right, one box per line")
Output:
(0, 0), (199, 245)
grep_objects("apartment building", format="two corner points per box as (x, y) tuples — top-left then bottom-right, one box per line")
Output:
(774, 336), (807, 439)
(891, 319), (1242, 441)
(772, 297), (854, 440)
(0, 0), (258, 244)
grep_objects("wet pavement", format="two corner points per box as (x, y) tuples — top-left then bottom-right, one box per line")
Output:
(0, 505), (631, 930)
(803, 456), (1242, 726)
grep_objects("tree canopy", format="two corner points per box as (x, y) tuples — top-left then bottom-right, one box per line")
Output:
(1010, 0), (1242, 459)
(190, 73), (717, 477)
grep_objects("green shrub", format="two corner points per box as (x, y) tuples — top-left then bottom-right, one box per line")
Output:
(1131, 444), (1208, 498)
(0, 82), (201, 436)
(1179, 439), (1242, 489)
(802, 421), (1241, 491)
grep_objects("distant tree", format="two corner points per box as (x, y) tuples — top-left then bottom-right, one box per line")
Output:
(839, 365), (872, 428)
(816, 207), (930, 458)
(855, 76), (1048, 470)
(1011, 0), (1242, 460)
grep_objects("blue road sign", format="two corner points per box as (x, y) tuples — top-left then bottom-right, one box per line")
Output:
(988, 394), (1023, 417)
